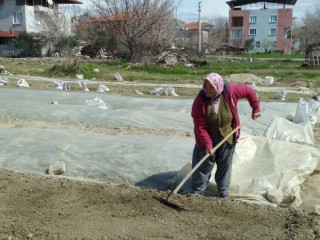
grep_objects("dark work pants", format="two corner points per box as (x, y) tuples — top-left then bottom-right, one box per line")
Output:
(191, 133), (235, 197)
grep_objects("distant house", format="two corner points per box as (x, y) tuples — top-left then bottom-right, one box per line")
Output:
(77, 12), (134, 57)
(179, 21), (213, 47)
(0, 0), (82, 57)
(227, 0), (296, 53)
(83, 12), (134, 34)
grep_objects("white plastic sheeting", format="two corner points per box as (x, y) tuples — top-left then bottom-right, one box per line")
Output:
(0, 88), (193, 131)
(53, 81), (71, 90)
(17, 79), (29, 87)
(85, 97), (108, 109)
(96, 84), (110, 92)
(0, 128), (194, 187)
(169, 125), (320, 207)
(293, 97), (320, 127)
(264, 117), (314, 145)
(0, 88), (319, 209)
(231, 134), (319, 207)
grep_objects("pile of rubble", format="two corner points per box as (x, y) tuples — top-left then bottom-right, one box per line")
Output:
(152, 51), (189, 66)
(224, 73), (264, 84)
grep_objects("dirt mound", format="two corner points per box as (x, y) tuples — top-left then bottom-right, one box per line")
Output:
(224, 73), (264, 84)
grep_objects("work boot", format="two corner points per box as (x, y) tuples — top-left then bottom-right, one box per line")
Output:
(219, 193), (228, 199)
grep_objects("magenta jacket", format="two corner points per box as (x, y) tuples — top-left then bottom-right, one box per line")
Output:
(191, 83), (260, 150)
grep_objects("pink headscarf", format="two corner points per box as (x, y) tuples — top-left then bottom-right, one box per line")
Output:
(203, 73), (224, 98)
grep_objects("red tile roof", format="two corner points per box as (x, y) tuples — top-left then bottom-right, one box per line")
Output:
(182, 22), (212, 30)
(0, 31), (19, 37)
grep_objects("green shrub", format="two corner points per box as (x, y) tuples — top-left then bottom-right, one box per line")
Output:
(45, 63), (79, 77)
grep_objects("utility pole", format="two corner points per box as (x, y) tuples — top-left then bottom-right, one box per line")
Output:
(290, 17), (296, 55)
(198, 1), (201, 54)
(290, 25), (292, 55)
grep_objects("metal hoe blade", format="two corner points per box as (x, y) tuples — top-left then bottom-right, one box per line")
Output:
(153, 196), (186, 212)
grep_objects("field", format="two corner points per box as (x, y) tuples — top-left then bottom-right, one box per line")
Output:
(0, 56), (320, 239)
(1, 56), (320, 103)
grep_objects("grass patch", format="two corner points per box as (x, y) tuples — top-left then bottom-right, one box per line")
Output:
(0, 57), (308, 82)
(228, 52), (305, 59)
(44, 63), (79, 78)
(257, 91), (312, 102)
(0, 56), (319, 98)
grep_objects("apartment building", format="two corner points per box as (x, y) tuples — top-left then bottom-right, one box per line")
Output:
(0, 0), (82, 57)
(227, 0), (296, 53)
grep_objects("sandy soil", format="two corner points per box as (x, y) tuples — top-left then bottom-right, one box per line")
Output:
(1, 73), (320, 239)
(1, 169), (319, 240)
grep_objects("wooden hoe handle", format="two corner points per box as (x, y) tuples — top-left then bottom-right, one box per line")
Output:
(166, 115), (254, 200)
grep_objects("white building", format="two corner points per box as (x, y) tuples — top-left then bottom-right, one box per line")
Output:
(227, 0), (296, 54)
(0, 0), (82, 57)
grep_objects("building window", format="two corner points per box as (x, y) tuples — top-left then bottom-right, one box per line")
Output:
(269, 28), (277, 36)
(0, 38), (8, 45)
(16, 0), (34, 6)
(231, 17), (243, 27)
(231, 29), (242, 38)
(249, 29), (256, 36)
(250, 16), (257, 23)
(256, 41), (260, 48)
(270, 15), (277, 23)
(13, 12), (23, 24)
(16, 0), (25, 5)
(284, 27), (291, 38)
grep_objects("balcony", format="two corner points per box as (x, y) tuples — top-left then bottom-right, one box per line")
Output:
(231, 27), (243, 39)
(34, 5), (49, 12)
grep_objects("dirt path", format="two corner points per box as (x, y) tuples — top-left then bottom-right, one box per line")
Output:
(0, 169), (319, 240)
(0, 118), (193, 137)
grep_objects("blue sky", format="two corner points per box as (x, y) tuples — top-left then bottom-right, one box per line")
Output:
(175, 0), (318, 23)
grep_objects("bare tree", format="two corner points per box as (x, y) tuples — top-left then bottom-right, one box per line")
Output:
(206, 16), (228, 51)
(232, 38), (242, 49)
(73, 13), (95, 43)
(34, 11), (70, 40)
(90, 0), (178, 62)
(261, 37), (275, 53)
(299, 4), (320, 51)
(31, 7), (75, 56)
(243, 37), (255, 53)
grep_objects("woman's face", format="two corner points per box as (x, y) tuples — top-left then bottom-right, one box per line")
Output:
(203, 80), (216, 97)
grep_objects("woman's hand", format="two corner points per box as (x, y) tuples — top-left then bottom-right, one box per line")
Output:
(252, 112), (261, 120)
(207, 148), (215, 156)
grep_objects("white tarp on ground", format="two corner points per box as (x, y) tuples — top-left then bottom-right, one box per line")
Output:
(264, 117), (314, 145)
(0, 88), (320, 209)
(231, 133), (319, 206)
(170, 125), (320, 207)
